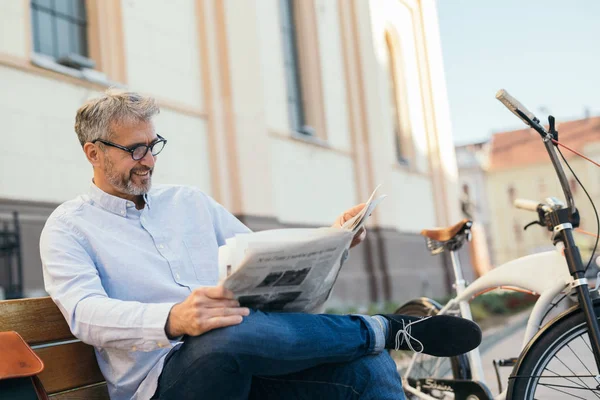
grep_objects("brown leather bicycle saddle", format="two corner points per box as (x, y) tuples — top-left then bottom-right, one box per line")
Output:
(420, 219), (472, 242)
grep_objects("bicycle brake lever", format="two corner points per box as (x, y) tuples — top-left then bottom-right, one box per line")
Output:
(523, 220), (543, 231)
(549, 116), (558, 143)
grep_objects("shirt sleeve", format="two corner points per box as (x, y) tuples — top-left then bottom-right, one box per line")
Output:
(201, 192), (252, 245)
(40, 215), (177, 352)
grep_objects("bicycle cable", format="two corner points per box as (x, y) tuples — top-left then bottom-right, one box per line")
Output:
(539, 293), (568, 326)
(555, 145), (600, 274)
(553, 138), (600, 168)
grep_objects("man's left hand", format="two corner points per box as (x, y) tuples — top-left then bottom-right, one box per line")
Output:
(332, 203), (367, 248)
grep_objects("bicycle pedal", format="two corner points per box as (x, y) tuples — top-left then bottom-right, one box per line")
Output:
(494, 357), (518, 367)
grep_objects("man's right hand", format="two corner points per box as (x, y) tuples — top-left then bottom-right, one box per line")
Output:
(165, 286), (250, 338)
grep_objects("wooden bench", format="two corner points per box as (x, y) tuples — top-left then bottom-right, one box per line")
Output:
(0, 297), (109, 399)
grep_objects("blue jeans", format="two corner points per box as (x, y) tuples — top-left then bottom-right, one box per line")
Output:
(153, 310), (405, 399)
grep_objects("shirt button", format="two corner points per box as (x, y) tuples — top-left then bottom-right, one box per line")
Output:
(175, 273), (180, 280)
(158, 244), (164, 249)
(120, 211), (126, 216)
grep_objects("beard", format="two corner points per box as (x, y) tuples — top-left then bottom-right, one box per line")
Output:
(104, 156), (153, 196)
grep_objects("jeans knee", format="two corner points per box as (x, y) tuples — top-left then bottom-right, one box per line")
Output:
(358, 352), (401, 383)
(184, 326), (239, 354)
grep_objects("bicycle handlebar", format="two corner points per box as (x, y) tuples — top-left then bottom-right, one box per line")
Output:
(496, 89), (538, 125)
(496, 89), (577, 217)
(514, 199), (540, 212)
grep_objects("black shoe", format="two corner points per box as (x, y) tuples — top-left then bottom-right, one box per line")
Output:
(376, 314), (482, 357)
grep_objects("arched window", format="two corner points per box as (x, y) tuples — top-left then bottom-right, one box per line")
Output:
(384, 32), (410, 164)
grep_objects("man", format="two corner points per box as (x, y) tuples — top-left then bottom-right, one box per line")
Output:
(41, 90), (481, 400)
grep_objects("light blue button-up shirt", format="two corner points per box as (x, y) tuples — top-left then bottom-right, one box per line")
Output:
(40, 183), (250, 400)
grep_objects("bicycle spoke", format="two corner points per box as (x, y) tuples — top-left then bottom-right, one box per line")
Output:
(543, 367), (591, 391)
(554, 352), (598, 396)
(430, 357), (452, 378)
(552, 337), (600, 399)
(439, 364), (453, 379)
(412, 356), (432, 377)
(583, 334), (594, 354)
(419, 360), (431, 376)
(540, 382), (600, 392)
(430, 358), (443, 376)
(567, 341), (596, 378)
(409, 355), (447, 379)
(537, 382), (589, 399)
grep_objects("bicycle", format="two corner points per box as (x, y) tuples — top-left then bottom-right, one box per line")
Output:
(391, 90), (600, 399)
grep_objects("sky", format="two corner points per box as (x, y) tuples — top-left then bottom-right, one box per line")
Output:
(436, 0), (600, 145)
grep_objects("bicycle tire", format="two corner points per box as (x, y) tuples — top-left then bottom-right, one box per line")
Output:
(508, 302), (600, 399)
(389, 298), (472, 399)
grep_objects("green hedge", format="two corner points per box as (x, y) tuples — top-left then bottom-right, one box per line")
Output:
(325, 291), (536, 323)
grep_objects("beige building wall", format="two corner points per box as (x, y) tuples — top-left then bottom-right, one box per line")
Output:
(123, 0), (204, 110)
(0, 0), (459, 305)
(487, 150), (600, 266)
(0, 1), (29, 59)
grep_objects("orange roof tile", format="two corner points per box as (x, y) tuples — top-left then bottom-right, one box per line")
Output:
(488, 116), (600, 171)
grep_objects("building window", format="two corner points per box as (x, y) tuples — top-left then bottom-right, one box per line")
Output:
(538, 178), (546, 196)
(569, 178), (578, 195)
(384, 31), (412, 165)
(30, 0), (95, 69)
(507, 185), (517, 204)
(280, 0), (308, 134)
(279, 0), (326, 139)
(513, 221), (523, 241)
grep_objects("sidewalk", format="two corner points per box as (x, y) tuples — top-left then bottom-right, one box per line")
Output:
(478, 310), (530, 395)
(479, 308), (530, 354)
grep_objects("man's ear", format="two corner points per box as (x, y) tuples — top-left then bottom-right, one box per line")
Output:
(83, 142), (102, 167)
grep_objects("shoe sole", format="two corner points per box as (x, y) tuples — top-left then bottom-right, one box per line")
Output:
(386, 314), (482, 357)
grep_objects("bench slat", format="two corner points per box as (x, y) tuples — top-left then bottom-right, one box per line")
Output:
(50, 383), (109, 400)
(35, 341), (105, 394)
(0, 297), (74, 345)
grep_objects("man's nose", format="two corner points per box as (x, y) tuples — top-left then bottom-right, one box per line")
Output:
(139, 150), (156, 167)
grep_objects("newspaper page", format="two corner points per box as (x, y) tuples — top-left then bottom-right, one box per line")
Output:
(219, 187), (386, 312)
(342, 184), (387, 232)
(222, 229), (353, 312)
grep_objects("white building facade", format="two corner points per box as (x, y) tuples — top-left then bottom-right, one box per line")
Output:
(0, 0), (460, 306)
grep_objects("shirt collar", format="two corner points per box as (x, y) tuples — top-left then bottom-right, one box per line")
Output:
(143, 192), (152, 209)
(88, 183), (149, 217)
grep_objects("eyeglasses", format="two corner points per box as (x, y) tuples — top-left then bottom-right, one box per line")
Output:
(91, 135), (167, 161)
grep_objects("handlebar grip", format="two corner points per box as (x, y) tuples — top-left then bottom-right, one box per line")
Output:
(514, 199), (541, 212)
(496, 89), (538, 125)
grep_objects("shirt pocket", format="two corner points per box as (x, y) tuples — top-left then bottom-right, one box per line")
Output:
(182, 235), (219, 285)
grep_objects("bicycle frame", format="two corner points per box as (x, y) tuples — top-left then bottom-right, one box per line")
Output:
(403, 246), (574, 400)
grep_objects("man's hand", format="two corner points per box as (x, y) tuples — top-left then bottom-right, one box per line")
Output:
(332, 203), (367, 248)
(166, 286), (250, 338)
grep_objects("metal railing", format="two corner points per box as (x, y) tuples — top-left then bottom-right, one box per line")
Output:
(0, 211), (23, 299)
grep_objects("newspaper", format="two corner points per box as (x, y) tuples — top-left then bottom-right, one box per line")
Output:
(219, 186), (387, 312)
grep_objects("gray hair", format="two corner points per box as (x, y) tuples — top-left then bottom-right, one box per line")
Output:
(74, 89), (160, 146)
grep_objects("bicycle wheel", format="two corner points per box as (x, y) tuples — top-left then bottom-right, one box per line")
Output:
(389, 298), (471, 399)
(509, 303), (600, 399)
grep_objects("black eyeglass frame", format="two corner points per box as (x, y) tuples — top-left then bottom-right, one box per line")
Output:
(91, 134), (167, 160)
